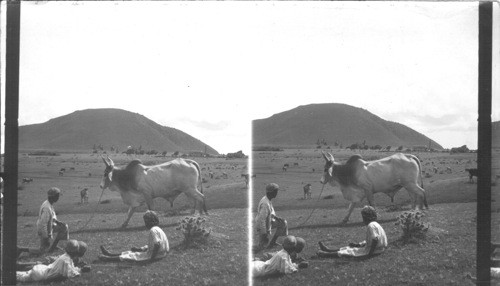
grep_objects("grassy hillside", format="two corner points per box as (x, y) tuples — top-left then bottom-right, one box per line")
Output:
(19, 108), (218, 154)
(253, 103), (442, 149)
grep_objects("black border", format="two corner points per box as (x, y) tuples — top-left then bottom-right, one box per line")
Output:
(477, 1), (493, 284)
(1, 0), (20, 285)
(0, 2), (495, 285)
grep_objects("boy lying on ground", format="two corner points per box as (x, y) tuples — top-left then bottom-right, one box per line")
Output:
(17, 240), (89, 282)
(253, 235), (306, 277)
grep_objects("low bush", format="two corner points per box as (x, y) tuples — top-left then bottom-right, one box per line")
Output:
(395, 210), (430, 242)
(176, 216), (211, 246)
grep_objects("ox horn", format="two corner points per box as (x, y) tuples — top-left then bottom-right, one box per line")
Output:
(327, 152), (335, 161)
(321, 151), (330, 161)
(106, 155), (114, 167)
(101, 155), (110, 167)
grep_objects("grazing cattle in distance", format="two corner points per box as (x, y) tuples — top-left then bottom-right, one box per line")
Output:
(241, 173), (256, 187)
(293, 162), (299, 166)
(59, 171), (64, 176)
(88, 173), (92, 177)
(100, 156), (207, 228)
(70, 167), (75, 171)
(22, 177), (33, 183)
(282, 164), (289, 172)
(320, 152), (428, 224)
(60, 168), (66, 172)
(80, 188), (89, 204)
(465, 168), (478, 183)
(303, 183), (312, 199)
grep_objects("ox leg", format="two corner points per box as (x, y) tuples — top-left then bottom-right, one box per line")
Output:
(406, 184), (426, 211)
(191, 200), (197, 215)
(342, 203), (356, 224)
(187, 189), (206, 216)
(121, 206), (136, 228)
(192, 197), (208, 215)
(366, 191), (375, 207)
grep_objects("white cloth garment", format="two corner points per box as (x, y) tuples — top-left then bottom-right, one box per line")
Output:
(252, 249), (298, 277)
(338, 221), (388, 257)
(119, 226), (169, 261)
(17, 253), (80, 282)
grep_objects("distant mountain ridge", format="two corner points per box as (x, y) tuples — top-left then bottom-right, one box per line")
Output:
(252, 103), (443, 149)
(19, 108), (219, 154)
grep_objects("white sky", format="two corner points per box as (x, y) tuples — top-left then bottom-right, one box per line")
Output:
(2, 1), (500, 153)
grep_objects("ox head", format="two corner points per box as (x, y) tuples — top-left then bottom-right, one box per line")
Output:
(320, 151), (335, 185)
(100, 155), (115, 189)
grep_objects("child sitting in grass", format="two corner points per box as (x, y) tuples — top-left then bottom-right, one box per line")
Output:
(317, 206), (387, 258)
(99, 210), (169, 262)
(252, 235), (300, 277)
(16, 240), (88, 282)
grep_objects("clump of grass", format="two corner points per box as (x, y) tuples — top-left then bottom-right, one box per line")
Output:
(176, 216), (211, 246)
(395, 210), (430, 243)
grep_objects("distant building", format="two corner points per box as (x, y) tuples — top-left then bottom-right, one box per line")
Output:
(412, 146), (429, 152)
(188, 151), (207, 157)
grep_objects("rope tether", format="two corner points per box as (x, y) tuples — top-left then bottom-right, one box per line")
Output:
(294, 183), (327, 228)
(74, 187), (106, 233)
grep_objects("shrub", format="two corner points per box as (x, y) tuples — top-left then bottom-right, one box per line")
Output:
(395, 210), (430, 242)
(176, 216), (211, 245)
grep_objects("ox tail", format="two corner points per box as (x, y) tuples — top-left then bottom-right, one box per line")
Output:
(186, 159), (208, 214)
(409, 154), (428, 209)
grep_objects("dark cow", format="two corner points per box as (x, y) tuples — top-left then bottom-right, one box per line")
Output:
(22, 178), (33, 183)
(303, 183), (312, 199)
(241, 173), (256, 187)
(465, 168), (478, 183)
(80, 188), (89, 204)
(320, 152), (428, 224)
(100, 156), (207, 228)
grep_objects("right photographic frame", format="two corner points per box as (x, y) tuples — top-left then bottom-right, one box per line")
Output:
(250, 2), (498, 285)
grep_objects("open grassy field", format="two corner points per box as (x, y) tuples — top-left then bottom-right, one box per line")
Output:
(252, 148), (479, 285)
(17, 153), (249, 216)
(15, 152), (249, 285)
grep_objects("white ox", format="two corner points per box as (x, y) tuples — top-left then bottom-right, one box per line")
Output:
(320, 152), (427, 224)
(100, 156), (207, 228)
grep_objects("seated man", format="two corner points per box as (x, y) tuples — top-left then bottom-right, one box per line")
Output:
(16, 239), (87, 282)
(252, 235), (298, 277)
(99, 210), (169, 262)
(317, 206), (387, 258)
(254, 183), (288, 252)
(17, 187), (69, 257)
